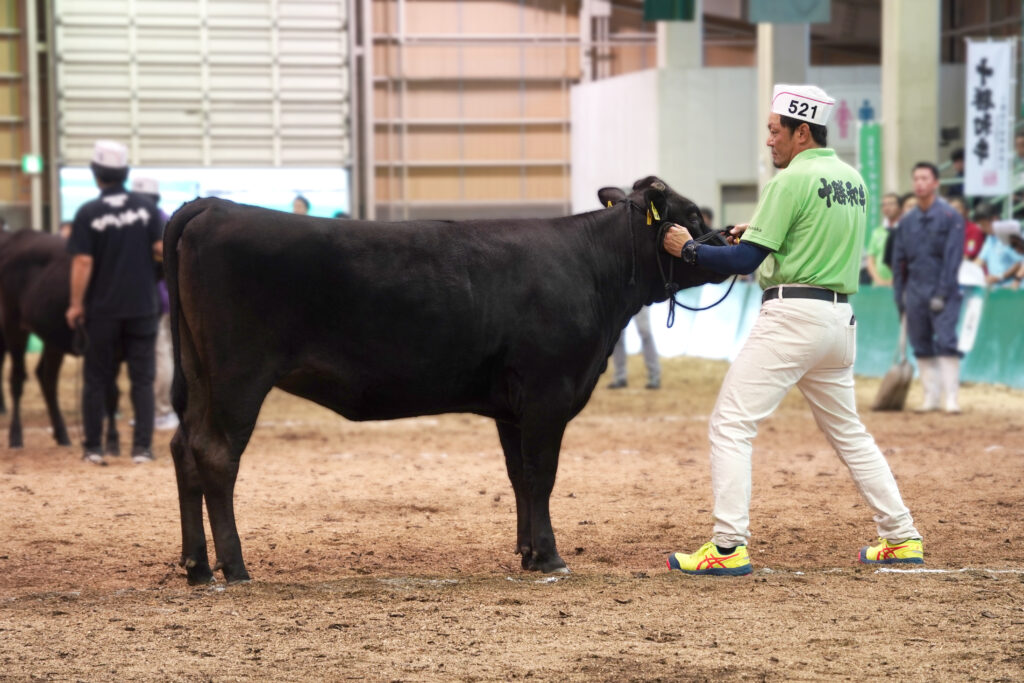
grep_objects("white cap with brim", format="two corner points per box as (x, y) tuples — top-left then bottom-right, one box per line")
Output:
(131, 176), (159, 195)
(771, 84), (835, 127)
(92, 140), (128, 169)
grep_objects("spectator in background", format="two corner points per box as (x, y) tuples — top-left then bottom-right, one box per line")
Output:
(945, 148), (964, 199)
(892, 162), (964, 414)
(65, 140), (164, 465)
(864, 192), (901, 286)
(130, 176), (177, 432)
(973, 202), (1024, 290)
(608, 308), (661, 390)
(292, 195), (310, 215)
(950, 197), (984, 260)
(882, 193), (917, 273)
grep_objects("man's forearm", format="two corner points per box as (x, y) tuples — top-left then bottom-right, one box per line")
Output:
(70, 255), (93, 307)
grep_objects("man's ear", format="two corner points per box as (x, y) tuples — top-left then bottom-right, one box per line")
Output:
(598, 186), (627, 208)
(644, 188), (668, 225)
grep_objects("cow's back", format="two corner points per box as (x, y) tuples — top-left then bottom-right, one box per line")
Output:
(173, 199), (621, 421)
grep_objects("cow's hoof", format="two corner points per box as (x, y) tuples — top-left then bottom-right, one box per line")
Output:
(187, 571), (216, 586)
(523, 553), (568, 574)
(55, 435), (72, 447)
(9, 441), (23, 449)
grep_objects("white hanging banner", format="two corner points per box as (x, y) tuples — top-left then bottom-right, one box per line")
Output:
(964, 40), (1014, 197)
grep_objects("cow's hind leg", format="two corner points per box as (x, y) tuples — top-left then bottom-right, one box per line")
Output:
(36, 346), (71, 446)
(182, 386), (266, 584)
(170, 427), (213, 584)
(496, 420), (533, 568)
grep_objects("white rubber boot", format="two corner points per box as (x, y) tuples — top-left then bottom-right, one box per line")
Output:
(939, 356), (961, 414)
(915, 357), (941, 412)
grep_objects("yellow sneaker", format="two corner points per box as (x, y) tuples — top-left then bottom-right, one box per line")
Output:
(859, 537), (924, 565)
(667, 541), (752, 576)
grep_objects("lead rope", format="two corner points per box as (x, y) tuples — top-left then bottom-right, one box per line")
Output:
(654, 222), (738, 327)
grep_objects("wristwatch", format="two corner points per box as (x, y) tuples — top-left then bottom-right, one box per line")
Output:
(681, 240), (698, 265)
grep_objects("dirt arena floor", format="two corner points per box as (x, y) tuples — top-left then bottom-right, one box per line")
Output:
(1, 354), (1022, 681)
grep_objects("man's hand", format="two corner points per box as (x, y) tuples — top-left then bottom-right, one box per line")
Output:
(724, 223), (749, 246)
(66, 304), (85, 329)
(662, 223), (694, 257)
(929, 296), (945, 313)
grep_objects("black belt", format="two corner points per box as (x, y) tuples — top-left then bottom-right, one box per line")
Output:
(762, 286), (848, 304)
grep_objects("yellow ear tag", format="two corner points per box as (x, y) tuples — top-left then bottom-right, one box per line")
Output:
(646, 209), (652, 225)
(606, 200), (613, 208)
(650, 202), (661, 221)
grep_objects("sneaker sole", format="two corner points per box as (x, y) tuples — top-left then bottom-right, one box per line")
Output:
(858, 548), (924, 564)
(667, 555), (753, 576)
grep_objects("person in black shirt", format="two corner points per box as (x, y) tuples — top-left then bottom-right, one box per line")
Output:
(66, 140), (164, 465)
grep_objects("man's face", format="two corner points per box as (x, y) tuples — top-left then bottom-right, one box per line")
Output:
(292, 199), (308, 215)
(1016, 136), (1024, 159)
(766, 114), (796, 169)
(881, 195), (901, 221)
(912, 168), (939, 200)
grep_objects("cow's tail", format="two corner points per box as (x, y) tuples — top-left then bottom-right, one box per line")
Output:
(164, 199), (208, 429)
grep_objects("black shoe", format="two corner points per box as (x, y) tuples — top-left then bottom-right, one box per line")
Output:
(645, 380), (660, 390)
(607, 379), (627, 389)
(131, 447), (155, 464)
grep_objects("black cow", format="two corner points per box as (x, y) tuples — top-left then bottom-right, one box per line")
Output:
(166, 176), (726, 584)
(0, 230), (120, 450)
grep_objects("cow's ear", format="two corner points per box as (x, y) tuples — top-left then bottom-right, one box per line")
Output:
(644, 188), (668, 226)
(597, 187), (626, 208)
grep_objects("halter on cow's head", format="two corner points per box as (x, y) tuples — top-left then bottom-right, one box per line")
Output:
(597, 176), (729, 301)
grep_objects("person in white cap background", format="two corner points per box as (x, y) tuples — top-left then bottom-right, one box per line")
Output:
(891, 162), (965, 414)
(659, 84), (922, 575)
(66, 141), (165, 465)
(130, 176), (177, 432)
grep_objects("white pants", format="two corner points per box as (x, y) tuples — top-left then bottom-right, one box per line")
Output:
(709, 296), (919, 548)
(154, 313), (173, 416)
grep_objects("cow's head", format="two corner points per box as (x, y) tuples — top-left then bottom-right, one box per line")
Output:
(597, 176), (728, 296)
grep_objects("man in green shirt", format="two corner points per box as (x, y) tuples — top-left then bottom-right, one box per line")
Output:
(660, 84), (921, 575)
(864, 192), (901, 286)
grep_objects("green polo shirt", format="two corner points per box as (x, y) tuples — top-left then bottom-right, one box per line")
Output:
(865, 223), (893, 282)
(744, 148), (868, 294)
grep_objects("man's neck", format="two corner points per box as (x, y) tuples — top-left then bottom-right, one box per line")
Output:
(917, 194), (937, 212)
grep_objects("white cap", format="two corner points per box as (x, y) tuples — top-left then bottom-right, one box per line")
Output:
(131, 176), (159, 195)
(770, 84), (835, 126)
(92, 140), (129, 169)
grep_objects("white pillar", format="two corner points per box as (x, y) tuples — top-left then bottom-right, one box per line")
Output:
(756, 23), (809, 191)
(882, 0), (940, 193)
(656, 0), (703, 70)
(26, 0), (43, 230)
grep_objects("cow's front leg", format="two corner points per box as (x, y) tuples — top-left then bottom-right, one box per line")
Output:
(518, 408), (570, 574)
(496, 420), (532, 566)
(6, 329), (28, 448)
